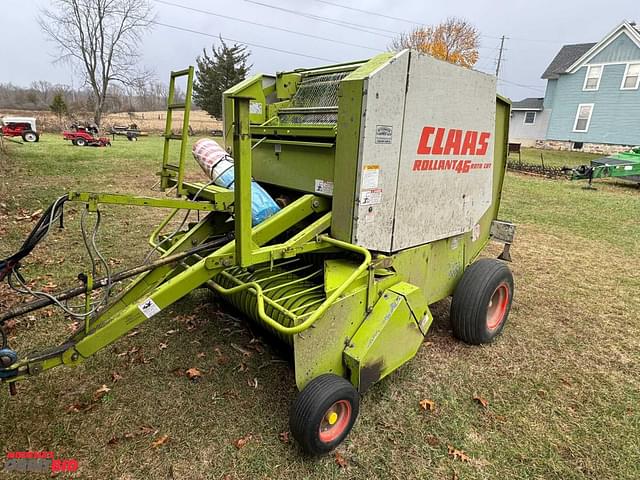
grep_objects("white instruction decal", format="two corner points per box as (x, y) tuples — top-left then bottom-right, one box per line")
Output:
(314, 179), (334, 195)
(361, 188), (383, 206)
(375, 125), (393, 144)
(249, 101), (263, 114)
(472, 223), (481, 242)
(138, 298), (161, 319)
(361, 165), (380, 189)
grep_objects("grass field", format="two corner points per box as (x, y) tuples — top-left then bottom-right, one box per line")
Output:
(0, 134), (639, 479)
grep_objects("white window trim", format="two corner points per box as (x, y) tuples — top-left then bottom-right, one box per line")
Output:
(573, 103), (594, 133)
(620, 63), (640, 90)
(523, 111), (537, 125)
(582, 65), (602, 91)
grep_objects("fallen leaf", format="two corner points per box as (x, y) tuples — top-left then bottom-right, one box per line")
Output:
(93, 384), (111, 400)
(123, 432), (135, 440)
(66, 403), (83, 413)
(126, 330), (140, 337)
(159, 342), (168, 351)
(139, 425), (156, 436)
(186, 367), (202, 380)
(335, 451), (348, 468)
(151, 435), (169, 447)
(473, 395), (488, 408)
(41, 281), (58, 293)
(561, 378), (572, 387)
(165, 329), (179, 336)
(233, 434), (252, 449)
(247, 377), (258, 389)
(197, 352), (206, 358)
(278, 431), (290, 444)
(111, 372), (123, 383)
(419, 399), (435, 411)
(447, 445), (471, 462)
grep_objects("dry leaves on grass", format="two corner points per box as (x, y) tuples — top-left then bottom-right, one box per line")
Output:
(233, 434), (252, 450)
(335, 451), (348, 468)
(447, 445), (471, 462)
(111, 372), (123, 383)
(151, 435), (170, 448)
(93, 384), (111, 400)
(186, 367), (202, 380)
(278, 431), (290, 444)
(419, 398), (435, 411)
(473, 395), (488, 408)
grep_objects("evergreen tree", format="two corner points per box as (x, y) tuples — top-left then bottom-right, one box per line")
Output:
(49, 92), (68, 121)
(194, 37), (251, 119)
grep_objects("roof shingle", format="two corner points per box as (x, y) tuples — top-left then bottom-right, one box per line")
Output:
(541, 43), (596, 79)
(512, 97), (545, 110)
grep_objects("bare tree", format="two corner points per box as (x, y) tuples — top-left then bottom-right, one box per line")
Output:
(39, 0), (155, 125)
(390, 17), (480, 68)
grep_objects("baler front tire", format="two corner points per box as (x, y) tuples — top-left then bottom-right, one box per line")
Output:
(290, 374), (359, 455)
(450, 258), (513, 345)
(75, 137), (87, 147)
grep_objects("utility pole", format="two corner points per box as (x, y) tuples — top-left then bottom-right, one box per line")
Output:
(495, 35), (506, 77)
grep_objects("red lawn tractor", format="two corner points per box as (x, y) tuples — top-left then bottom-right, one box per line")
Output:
(0, 117), (40, 142)
(62, 123), (111, 147)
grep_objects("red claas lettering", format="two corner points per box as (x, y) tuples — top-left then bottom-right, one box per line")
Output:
(416, 126), (491, 156)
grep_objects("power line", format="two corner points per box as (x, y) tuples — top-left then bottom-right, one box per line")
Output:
(498, 78), (546, 92)
(154, 0), (379, 52)
(307, 0), (421, 26)
(151, 21), (338, 63)
(243, 0), (399, 38)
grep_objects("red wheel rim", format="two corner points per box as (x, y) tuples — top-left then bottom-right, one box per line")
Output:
(486, 283), (509, 330)
(318, 400), (351, 443)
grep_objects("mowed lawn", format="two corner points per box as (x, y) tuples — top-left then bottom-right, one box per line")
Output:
(0, 134), (639, 479)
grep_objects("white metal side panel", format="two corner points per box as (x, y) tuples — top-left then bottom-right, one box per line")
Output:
(352, 50), (409, 252)
(392, 54), (497, 251)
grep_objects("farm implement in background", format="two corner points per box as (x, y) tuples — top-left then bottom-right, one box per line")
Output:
(563, 147), (640, 188)
(62, 123), (111, 147)
(0, 52), (517, 455)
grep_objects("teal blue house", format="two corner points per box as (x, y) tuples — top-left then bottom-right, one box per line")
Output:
(541, 21), (640, 151)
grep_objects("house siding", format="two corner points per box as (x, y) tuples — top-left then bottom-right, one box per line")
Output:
(546, 63), (640, 145)
(543, 80), (557, 108)
(589, 32), (640, 63)
(509, 110), (551, 146)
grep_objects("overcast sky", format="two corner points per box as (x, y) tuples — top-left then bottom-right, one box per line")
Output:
(0, 0), (637, 100)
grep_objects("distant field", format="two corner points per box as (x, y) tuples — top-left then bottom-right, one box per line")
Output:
(0, 137), (638, 479)
(0, 109), (222, 134)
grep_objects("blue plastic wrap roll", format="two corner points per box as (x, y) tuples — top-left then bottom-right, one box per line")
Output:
(192, 139), (280, 225)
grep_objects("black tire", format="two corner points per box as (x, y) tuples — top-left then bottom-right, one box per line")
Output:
(450, 258), (514, 345)
(290, 374), (359, 455)
(75, 137), (87, 147)
(21, 131), (39, 143)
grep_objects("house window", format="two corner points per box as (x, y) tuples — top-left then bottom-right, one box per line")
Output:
(573, 104), (594, 132)
(621, 63), (640, 90)
(523, 111), (536, 124)
(583, 65), (602, 91)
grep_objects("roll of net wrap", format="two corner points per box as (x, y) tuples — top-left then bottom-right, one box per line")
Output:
(192, 139), (280, 225)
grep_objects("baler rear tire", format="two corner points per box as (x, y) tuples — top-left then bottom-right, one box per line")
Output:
(450, 258), (513, 345)
(75, 137), (87, 147)
(290, 374), (359, 455)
